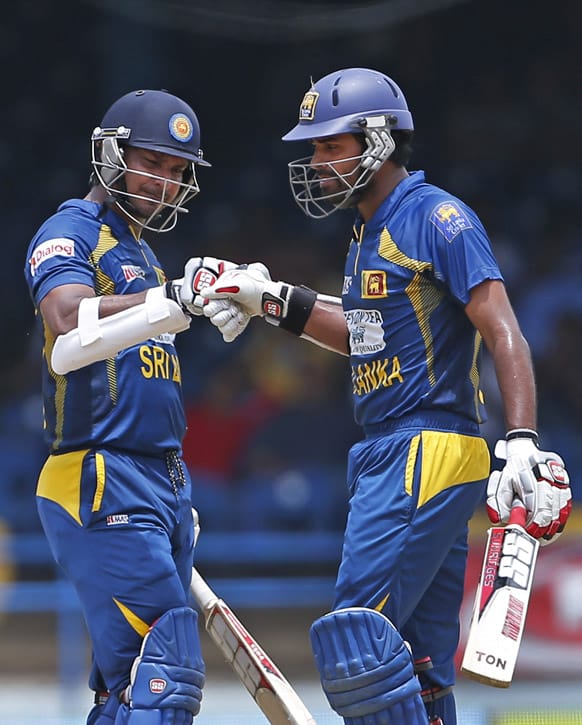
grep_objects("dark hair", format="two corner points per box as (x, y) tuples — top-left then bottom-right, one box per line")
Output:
(390, 130), (414, 167)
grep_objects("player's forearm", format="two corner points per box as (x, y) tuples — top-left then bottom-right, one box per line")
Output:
(41, 285), (151, 337)
(302, 299), (349, 355)
(96, 291), (149, 318)
(489, 331), (537, 431)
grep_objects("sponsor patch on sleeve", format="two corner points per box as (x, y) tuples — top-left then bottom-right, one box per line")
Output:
(29, 238), (75, 277)
(430, 201), (473, 242)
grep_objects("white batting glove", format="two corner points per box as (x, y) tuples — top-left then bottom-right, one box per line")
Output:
(165, 256), (237, 316)
(200, 263), (275, 316)
(486, 430), (572, 545)
(200, 263), (318, 336)
(204, 298), (251, 343)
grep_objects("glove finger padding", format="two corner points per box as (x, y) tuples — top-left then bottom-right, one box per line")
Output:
(204, 298), (251, 343)
(524, 456), (571, 544)
(486, 469), (513, 524)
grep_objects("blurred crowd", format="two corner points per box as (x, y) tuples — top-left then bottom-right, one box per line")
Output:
(1, 0), (580, 543)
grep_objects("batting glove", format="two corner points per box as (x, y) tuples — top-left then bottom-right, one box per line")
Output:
(486, 429), (572, 545)
(204, 298), (252, 343)
(200, 263), (317, 336)
(165, 256), (237, 316)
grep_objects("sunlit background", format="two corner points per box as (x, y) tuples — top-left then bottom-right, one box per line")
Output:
(1, 0), (581, 722)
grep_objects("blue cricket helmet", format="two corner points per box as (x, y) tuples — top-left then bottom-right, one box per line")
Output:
(98, 88), (210, 166)
(91, 89), (209, 232)
(282, 68), (413, 142)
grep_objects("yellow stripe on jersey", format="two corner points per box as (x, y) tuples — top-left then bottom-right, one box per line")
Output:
(95, 267), (115, 296)
(378, 228), (443, 386)
(377, 227), (431, 274)
(113, 597), (151, 637)
(36, 450), (90, 525)
(105, 358), (118, 405)
(470, 331), (484, 423)
(152, 265), (166, 285)
(406, 274), (444, 386)
(92, 452), (106, 512)
(89, 224), (119, 268)
(89, 225), (120, 403)
(417, 431), (489, 507)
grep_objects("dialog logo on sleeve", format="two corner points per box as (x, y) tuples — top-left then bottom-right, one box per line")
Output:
(29, 238), (75, 277)
(430, 201), (473, 242)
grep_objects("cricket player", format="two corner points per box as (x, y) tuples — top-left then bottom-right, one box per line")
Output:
(24, 89), (247, 724)
(199, 68), (572, 724)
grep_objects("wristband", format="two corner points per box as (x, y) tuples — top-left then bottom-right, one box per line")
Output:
(164, 280), (176, 302)
(506, 428), (539, 446)
(278, 285), (317, 336)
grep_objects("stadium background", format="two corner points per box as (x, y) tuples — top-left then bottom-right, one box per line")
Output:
(1, 0), (581, 722)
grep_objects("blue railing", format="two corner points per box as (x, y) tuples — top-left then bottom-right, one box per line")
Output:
(0, 530), (341, 687)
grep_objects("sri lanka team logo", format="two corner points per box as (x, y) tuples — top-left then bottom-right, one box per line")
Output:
(299, 91), (319, 121)
(169, 113), (193, 143)
(362, 270), (387, 298)
(430, 201), (473, 242)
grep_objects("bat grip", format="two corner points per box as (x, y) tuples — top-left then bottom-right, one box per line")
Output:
(508, 501), (527, 527)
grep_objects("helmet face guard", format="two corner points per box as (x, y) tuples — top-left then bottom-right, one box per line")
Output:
(282, 68), (414, 218)
(91, 89), (210, 232)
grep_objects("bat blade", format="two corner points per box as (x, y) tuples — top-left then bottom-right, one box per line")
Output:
(461, 505), (540, 687)
(190, 567), (316, 724)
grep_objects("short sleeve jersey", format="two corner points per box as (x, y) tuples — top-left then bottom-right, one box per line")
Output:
(343, 171), (503, 428)
(24, 199), (187, 455)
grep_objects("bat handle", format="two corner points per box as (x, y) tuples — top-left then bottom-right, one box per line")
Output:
(190, 567), (218, 612)
(508, 500), (527, 527)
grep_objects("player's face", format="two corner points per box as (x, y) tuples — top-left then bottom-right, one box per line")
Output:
(309, 134), (363, 198)
(122, 147), (189, 219)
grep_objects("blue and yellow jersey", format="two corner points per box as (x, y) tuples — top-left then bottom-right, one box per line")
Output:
(24, 199), (186, 455)
(344, 171), (503, 429)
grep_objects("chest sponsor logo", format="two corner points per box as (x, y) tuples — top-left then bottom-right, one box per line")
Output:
(361, 270), (387, 298)
(29, 238), (75, 277)
(430, 201), (473, 242)
(345, 308), (386, 355)
(121, 264), (145, 282)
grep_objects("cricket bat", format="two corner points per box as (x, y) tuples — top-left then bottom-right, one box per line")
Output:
(461, 502), (540, 687)
(190, 567), (317, 724)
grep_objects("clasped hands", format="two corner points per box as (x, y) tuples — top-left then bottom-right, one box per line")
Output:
(166, 256), (272, 342)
